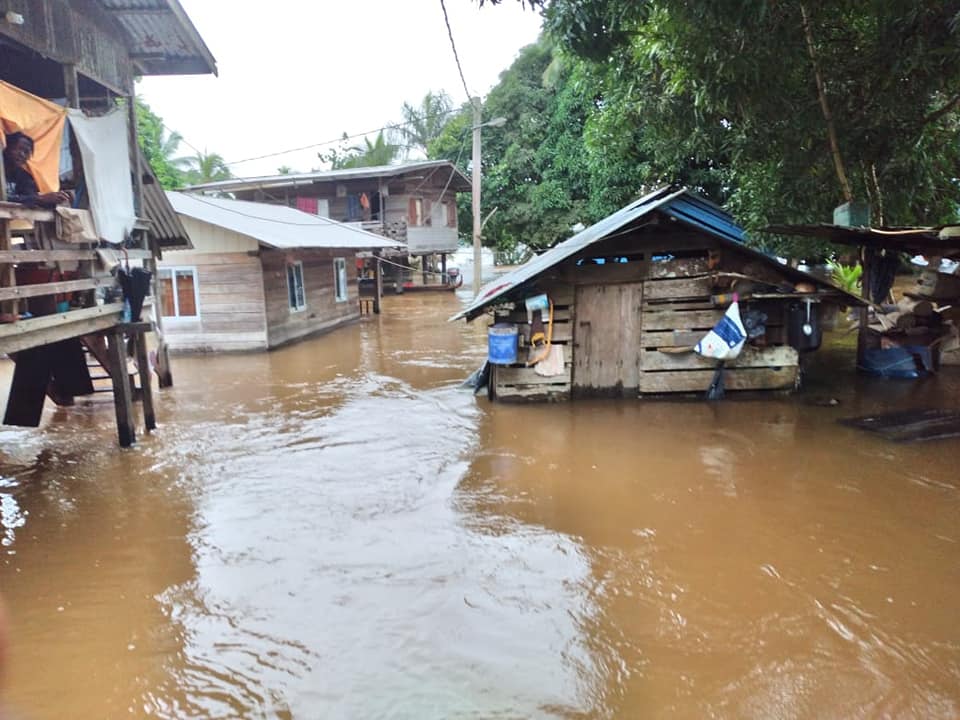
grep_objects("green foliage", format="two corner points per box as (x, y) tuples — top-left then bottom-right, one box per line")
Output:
(394, 91), (455, 157)
(473, 1), (960, 260)
(828, 260), (864, 295)
(319, 131), (400, 169)
(543, 0), (960, 254)
(182, 150), (232, 185)
(135, 97), (186, 190)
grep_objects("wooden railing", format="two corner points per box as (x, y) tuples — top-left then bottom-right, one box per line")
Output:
(0, 202), (153, 355)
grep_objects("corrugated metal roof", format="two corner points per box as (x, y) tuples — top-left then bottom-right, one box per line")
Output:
(766, 223), (960, 257)
(141, 152), (192, 249)
(452, 186), (860, 321)
(97, 0), (217, 76)
(185, 160), (471, 194)
(167, 192), (405, 251)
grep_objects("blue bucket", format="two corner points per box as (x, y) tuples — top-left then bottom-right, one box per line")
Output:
(488, 323), (519, 365)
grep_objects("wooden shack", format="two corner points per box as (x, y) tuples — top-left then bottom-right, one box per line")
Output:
(0, 0), (216, 446)
(766, 221), (960, 372)
(453, 187), (861, 401)
(160, 193), (402, 352)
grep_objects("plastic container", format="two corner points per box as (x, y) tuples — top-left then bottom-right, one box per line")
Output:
(488, 323), (519, 365)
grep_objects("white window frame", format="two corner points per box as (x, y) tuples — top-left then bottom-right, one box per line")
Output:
(287, 261), (306, 312)
(334, 257), (348, 303)
(158, 266), (200, 322)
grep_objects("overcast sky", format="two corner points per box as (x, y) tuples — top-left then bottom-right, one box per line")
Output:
(138, 0), (544, 178)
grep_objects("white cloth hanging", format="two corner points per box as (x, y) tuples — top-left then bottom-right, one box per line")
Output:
(67, 108), (136, 245)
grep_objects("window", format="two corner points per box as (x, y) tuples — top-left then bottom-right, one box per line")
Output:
(409, 197), (423, 227)
(334, 258), (348, 302)
(287, 261), (306, 311)
(158, 268), (199, 319)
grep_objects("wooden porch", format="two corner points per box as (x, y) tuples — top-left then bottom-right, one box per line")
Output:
(0, 203), (160, 446)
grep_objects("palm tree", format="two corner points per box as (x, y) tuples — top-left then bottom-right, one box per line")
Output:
(393, 91), (454, 158)
(183, 150), (232, 185)
(324, 132), (400, 170)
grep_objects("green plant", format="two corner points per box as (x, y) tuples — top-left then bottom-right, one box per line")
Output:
(828, 260), (863, 294)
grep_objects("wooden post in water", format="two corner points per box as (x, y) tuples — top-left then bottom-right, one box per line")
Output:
(106, 328), (136, 447)
(133, 329), (156, 431)
(373, 253), (382, 315)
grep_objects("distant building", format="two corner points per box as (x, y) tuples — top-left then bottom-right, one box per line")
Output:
(161, 192), (401, 352)
(186, 160), (471, 265)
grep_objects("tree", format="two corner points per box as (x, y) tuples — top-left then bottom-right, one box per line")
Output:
(541, 0), (960, 255)
(430, 39), (594, 252)
(394, 91), (455, 158)
(182, 150), (232, 185)
(135, 98), (187, 189)
(277, 165), (294, 175)
(318, 131), (400, 169)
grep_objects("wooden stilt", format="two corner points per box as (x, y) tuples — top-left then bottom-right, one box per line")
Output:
(106, 329), (136, 447)
(373, 254), (382, 315)
(441, 253), (447, 284)
(133, 330), (156, 431)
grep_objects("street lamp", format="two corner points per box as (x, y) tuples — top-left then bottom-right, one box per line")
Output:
(471, 96), (507, 296)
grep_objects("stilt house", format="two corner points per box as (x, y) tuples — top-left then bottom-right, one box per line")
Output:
(453, 187), (861, 401)
(185, 161), (472, 288)
(0, 0), (216, 446)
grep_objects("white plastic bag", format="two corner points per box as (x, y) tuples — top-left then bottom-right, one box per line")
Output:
(695, 300), (747, 360)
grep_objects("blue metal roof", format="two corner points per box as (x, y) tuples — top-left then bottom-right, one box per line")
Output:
(453, 187), (737, 321)
(452, 186), (860, 321)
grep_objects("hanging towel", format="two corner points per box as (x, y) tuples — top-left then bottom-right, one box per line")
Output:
(67, 109), (136, 245)
(696, 299), (747, 361)
(534, 344), (565, 377)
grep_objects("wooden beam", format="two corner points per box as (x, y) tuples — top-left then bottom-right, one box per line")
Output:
(63, 64), (80, 108)
(0, 250), (98, 264)
(132, 330), (156, 431)
(0, 204), (55, 222)
(0, 303), (123, 355)
(107, 329), (136, 447)
(0, 278), (99, 302)
(639, 366), (798, 394)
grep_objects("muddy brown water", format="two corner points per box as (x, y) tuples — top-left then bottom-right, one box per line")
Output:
(0, 292), (958, 719)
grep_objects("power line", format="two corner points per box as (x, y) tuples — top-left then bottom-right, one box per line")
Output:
(439, 0), (473, 101)
(223, 106), (465, 167)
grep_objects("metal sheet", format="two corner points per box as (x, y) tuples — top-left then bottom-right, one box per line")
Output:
(186, 160), (472, 194)
(97, 0), (217, 76)
(451, 187), (862, 322)
(167, 192), (405, 251)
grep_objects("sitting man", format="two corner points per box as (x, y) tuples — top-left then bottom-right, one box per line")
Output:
(3, 131), (70, 207)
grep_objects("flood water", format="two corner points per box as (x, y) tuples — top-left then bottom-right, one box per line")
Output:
(1, 291), (958, 719)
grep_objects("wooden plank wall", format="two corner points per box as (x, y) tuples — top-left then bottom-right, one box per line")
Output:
(491, 281), (574, 402)
(484, 228), (808, 401)
(638, 263), (798, 393)
(261, 247), (360, 349)
(162, 252), (268, 352)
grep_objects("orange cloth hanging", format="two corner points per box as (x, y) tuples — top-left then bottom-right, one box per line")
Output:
(0, 80), (67, 193)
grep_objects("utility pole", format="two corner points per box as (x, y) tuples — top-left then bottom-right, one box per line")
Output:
(471, 96), (483, 296)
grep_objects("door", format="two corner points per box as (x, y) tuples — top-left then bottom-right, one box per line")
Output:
(573, 283), (644, 395)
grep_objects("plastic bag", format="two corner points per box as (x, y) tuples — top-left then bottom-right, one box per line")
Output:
(696, 299), (747, 360)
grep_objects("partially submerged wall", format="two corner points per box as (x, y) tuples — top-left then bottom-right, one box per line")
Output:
(486, 227), (808, 401)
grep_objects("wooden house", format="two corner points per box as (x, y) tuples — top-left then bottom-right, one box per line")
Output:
(160, 192), (402, 352)
(0, 0), (216, 445)
(186, 161), (472, 284)
(453, 187), (862, 401)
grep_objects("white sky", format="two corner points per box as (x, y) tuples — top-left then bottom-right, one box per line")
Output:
(138, 0), (543, 178)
